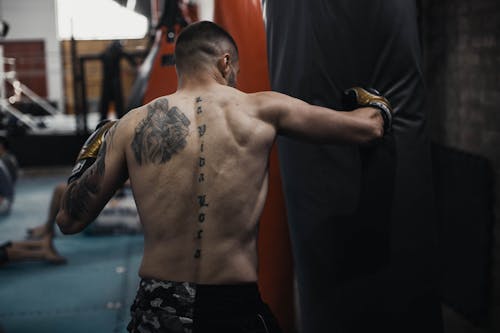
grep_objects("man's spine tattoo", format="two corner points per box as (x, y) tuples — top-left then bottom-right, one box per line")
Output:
(194, 96), (207, 259)
(131, 98), (191, 165)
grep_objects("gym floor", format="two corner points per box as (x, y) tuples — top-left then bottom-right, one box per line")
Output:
(0, 170), (143, 333)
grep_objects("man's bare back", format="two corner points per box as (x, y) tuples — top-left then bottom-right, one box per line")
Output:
(121, 85), (277, 283)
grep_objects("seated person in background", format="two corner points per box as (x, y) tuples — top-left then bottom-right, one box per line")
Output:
(0, 135), (66, 265)
(26, 182), (67, 239)
(0, 135), (18, 216)
(2, 182), (67, 265)
(2, 181), (138, 266)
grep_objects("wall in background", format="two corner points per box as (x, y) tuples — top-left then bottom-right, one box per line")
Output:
(0, 0), (63, 110)
(421, 0), (500, 332)
(0, 40), (48, 98)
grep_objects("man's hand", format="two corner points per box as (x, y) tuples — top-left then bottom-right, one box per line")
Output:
(343, 87), (393, 134)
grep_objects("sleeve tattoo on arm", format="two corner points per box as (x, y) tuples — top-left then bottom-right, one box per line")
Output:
(131, 98), (191, 165)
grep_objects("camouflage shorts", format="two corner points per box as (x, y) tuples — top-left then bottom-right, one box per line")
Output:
(127, 279), (196, 333)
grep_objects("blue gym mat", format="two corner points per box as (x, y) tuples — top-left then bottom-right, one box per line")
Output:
(0, 172), (143, 333)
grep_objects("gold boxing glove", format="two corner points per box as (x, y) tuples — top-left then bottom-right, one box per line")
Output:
(68, 120), (116, 184)
(343, 87), (393, 133)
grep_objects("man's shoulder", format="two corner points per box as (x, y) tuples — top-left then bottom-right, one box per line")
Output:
(121, 96), (169, 123)
(118, 107), (144, 127)
(245, 91), (294, 116)
(136, 96), (169, 113)
(110, 106), (145, 140)
(247, 91), (286, 105)
(114, 95), (173, 133)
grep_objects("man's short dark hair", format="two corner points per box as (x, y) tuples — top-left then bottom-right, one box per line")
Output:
(174, 21), (238, 73)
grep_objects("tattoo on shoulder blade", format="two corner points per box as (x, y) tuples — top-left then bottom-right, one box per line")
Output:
(131, 99), (191, 165)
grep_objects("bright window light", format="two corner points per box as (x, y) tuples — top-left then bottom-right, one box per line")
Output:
(57, 0), (148, 40)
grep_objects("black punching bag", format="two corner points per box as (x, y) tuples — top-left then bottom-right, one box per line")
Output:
(264, 0), (442, 332)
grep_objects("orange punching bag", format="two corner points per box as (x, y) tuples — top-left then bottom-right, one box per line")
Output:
(142, 0), (198, 104)
(214, 1), (295, 332)
(142, 27), (179, 103)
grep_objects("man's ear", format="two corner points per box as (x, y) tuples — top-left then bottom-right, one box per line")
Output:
(217, 53), (231, 79)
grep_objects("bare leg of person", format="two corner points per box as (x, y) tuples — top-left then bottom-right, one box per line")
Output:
(27, 183), (67, 239)
(0, 235), (67, 266)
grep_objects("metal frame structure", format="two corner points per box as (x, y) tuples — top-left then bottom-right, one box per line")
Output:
(0, 45), (60, 132)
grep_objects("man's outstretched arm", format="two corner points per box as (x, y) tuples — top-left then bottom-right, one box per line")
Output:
(56, 121), (128, 234)
(255, 89), (390, 144)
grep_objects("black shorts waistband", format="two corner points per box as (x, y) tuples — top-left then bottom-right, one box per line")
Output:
(137, 278), (262, 312)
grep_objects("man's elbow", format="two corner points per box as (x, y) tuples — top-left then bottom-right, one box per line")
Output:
(56, 211), (85, 234)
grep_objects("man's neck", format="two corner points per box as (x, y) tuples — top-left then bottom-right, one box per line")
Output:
(177, 69), (225, 91)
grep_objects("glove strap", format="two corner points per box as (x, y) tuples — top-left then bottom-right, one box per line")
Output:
(370, 101), (393, 133)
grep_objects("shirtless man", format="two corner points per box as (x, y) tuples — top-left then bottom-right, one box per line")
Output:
(56, 21), (391, 333)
